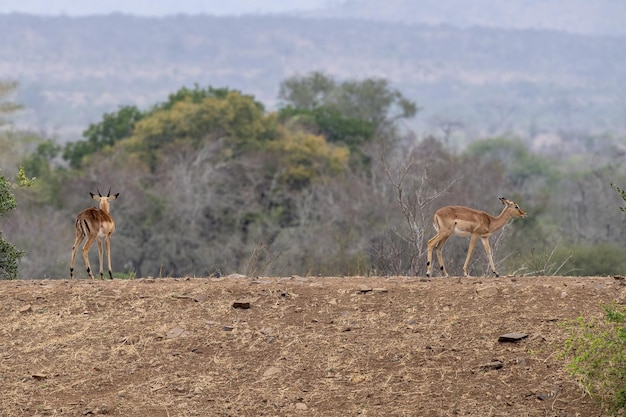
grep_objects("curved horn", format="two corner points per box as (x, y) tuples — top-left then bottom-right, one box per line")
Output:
(97, 188), (102, 197)
(107, 187), (111, 197)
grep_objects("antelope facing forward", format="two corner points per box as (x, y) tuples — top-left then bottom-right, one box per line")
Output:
(70, 188), (119, 279)
(426, 197), (527, 277)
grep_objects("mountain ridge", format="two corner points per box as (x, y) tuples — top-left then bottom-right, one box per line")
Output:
(1, 13), (624, 142)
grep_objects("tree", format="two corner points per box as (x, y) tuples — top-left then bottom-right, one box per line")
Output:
(0, 168), (34, 279)
(278, 71), (336, 110)
(278, 72), (417, 173)
(22, 140), (61, 178)
(62, 86), (255, 170)
(158, 84), (251, 111)
(279, 105), (375, 151)
(63, 105), (144, 169)
(267, 132), (349, 190)
(0, 80), (36, 278)
(121, 89), (279, 172)
(465, 137), (558, 191)
(383, 148), (457, 275)
(278, 72), (417, 137)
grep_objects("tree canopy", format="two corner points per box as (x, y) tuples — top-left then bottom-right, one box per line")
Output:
(278, 72), (418, 137)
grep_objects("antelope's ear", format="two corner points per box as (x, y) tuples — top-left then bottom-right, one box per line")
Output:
(499, 197), (507, 204)
(90, 192), (98, 200)
(110, 193), (119, 201)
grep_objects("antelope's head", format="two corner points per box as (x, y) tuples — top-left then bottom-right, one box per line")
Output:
(499, 197), (527, 218)
(90, 188), (119, 212)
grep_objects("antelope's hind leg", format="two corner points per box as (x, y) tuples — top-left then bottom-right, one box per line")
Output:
(426, 234), (439, 277)
(70, 230), (85, 279)
(81, 235), (97, 279)
(427, 234), (450, 277)
(434, 236), (450, 277)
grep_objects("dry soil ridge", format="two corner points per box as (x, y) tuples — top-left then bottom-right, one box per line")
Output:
(1, 275), (624, 416)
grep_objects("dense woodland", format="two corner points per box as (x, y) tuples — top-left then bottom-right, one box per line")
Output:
(1, 73), (625, 279)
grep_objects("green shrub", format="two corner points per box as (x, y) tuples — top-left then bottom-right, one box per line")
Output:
(514, 243), (626, 276)
(0, 235), (23, 279)
(0, 167), (33, 279)
(564, 243), (626, 276)
(562, 303), (626, 415)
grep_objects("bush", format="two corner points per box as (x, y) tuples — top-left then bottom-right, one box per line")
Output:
(564, 243), (626, 276)
(562, 303), (626, 415)
(513, 243), (626, 276)
(0, 167), (33, 279)
(0, 234), (23, 279)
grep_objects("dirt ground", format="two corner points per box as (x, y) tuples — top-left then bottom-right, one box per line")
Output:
(1, 275), (624, 417)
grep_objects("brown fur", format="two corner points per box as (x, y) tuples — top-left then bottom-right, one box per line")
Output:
(70, 191), (119, 279)
(426, 197), (526, 277)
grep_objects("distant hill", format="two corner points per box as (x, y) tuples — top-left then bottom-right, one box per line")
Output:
(0, 0), (329, 17)
(2, 0), (624, 36)
(1, 13), (625, 143)
(312, 0), (626, 36)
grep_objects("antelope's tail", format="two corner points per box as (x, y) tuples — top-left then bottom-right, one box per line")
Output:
(432, 214), (440, 233)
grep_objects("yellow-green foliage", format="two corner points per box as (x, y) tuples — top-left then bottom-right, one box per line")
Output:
(268, 132), (349, 189)
(121, 91), (279, 169)
(117, 87), (350, 187)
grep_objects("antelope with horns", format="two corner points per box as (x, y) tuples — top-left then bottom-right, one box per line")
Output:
(70, 188), (119, 279)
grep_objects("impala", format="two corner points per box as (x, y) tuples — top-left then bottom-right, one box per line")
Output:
(70, 188), (119, 279)
(426, 197), (526, 277)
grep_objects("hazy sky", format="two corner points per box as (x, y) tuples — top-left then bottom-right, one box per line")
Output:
(0, 0), (340, 16)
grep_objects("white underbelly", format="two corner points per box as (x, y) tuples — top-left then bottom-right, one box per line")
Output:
(453, 227), (472, 237)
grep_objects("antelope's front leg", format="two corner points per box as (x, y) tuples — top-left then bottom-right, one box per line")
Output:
(462, 235), (479, 277)
(481, 237), (499, 277)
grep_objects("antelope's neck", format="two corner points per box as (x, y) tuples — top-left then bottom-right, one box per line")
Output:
(100, 201), (110, 213)
(491, 208), (512, 231)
